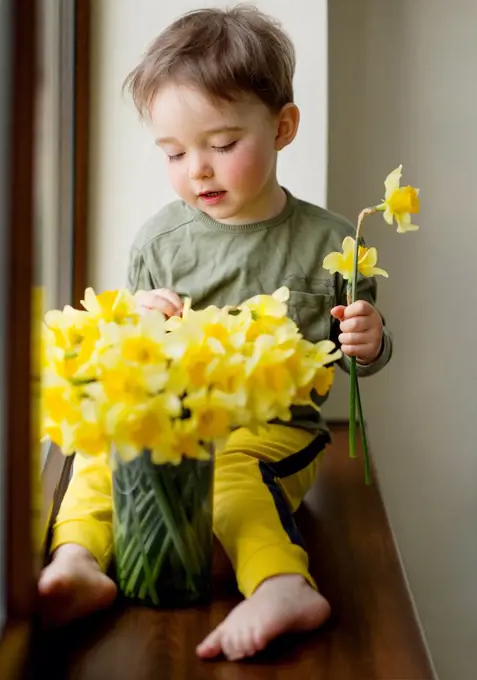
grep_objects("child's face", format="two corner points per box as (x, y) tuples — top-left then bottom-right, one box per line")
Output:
(150, 84), (282, 224)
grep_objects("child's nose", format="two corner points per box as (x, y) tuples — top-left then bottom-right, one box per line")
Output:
(189, 154), (213, 180)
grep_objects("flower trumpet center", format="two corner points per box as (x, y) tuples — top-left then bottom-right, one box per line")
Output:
(386, 186), (419, 215)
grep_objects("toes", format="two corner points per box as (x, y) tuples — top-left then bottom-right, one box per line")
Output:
(230, 627), (256, 660)
(221, 631), (239, 661)
(196, 626), (224, 659)
(221, 626), (257, 661)
(252, 627), (269, 654)
(242, 628), (258, 657)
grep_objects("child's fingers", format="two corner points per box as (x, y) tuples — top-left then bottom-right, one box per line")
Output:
(136, 296), (176, 318)
(330, 305), (346, 321)
(339, 316), (371, 333)
(138, 300), (177, 317)
(152, 288), (184, 312)
(343, 300), (373, 318)
(136, 289), (183, 318)
(339, 332), (369, 347)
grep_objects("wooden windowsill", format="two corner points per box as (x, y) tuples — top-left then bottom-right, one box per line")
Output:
(0, 621), (30, 680)
(29, 426), (434, 679)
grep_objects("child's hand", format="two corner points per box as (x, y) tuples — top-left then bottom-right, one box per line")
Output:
(135, 288), (184, 318)
(331, 301), (383, 365)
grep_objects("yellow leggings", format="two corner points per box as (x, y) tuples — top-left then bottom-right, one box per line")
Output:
(52, 425), (330, 598)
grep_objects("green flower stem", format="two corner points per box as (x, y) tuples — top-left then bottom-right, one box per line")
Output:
(113, 453), (214, 606)
(119, 497), (160, 561)
(137, 533), (173, 600)
(157, 464), (204, 578)
(349, 207), (376, 470)
(355, 373), (371, 485)
(121, 464), (158, 604)
(347, 275), (358, 460)
(146, 458), (198, 579)
(349, 357), (357, 459)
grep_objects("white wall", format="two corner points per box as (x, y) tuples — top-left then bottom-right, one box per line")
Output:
(328, 2), (477, 679)
(88, 0), (328, 292)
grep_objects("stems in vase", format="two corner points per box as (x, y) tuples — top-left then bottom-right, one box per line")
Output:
(113, 452), (214, 607)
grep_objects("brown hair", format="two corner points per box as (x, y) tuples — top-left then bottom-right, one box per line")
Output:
(123, 5), (296, 118)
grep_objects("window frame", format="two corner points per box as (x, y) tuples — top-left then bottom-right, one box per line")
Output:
(39, 0), (91, 538)
(0, 0), (37, 675)
(0, 0), (91, 675)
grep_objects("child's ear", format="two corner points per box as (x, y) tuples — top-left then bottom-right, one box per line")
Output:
(275, 103), (300, 151)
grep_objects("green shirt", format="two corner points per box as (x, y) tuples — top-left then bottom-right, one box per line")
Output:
(127, 189), (392, 434)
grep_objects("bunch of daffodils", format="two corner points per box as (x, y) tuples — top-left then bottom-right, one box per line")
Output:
(323, 165), (420, 482)
(41, 287), (341, 464)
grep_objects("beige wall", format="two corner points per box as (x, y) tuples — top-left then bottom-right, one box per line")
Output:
(328, 1), (477, 679)
(88, 0), (328, 292)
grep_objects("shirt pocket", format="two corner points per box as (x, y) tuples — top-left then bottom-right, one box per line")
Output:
(286, 279), (335, 343)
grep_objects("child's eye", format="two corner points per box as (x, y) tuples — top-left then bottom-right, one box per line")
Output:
(212, 142), (237, 153)
(168, 152), (185, 162)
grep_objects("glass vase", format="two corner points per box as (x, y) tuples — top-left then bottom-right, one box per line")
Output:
(112, 450), (214, 608)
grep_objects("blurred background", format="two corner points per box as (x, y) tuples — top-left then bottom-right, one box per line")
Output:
(0, 2), (476, 679)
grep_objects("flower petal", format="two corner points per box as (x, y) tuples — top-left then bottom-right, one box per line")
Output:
(81, 288), (99, 315)
(272, 287), (290, 303)
(369, 266), (389, 278)
(359, 247), (378, 268)
(383, 206), (394, 225)
(342, 236), (355, 254)
(396, 212), (419, 234)
(384, 165), (402, 199)
(322, 252), (344, 274)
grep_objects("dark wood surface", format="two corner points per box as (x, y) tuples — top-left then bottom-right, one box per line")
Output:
(29, 427), (434, 680)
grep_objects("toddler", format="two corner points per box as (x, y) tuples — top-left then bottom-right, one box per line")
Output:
(39, 6), (392, 661)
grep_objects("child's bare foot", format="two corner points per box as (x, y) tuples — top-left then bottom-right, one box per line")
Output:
(196, 574), (330, 661)
(38, 543), (117, 626)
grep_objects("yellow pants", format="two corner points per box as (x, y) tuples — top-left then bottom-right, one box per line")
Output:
(52, 425), (330, 598)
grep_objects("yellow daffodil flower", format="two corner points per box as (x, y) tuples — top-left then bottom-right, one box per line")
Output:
(81, 288), (138, 324)
(379, 165), (420, 233)
(171, 420), (211, 461)
(323, 237), (389, 280)
(314, 366), (336, 396)
(121, 336), (163, 365)
(44, 307), (99, 361)
(99, 364), (149, 405)
(41, 422), (64, 449)
(42, 384), (81, 424)
(204, 354), (248, 398)
(74, 421), (109, 457)
(309, 339), (343, 367)
(183, 388), (233, 440)
(42, 286), (342, 465)
(108, 394), (180, 463)
(241, 286), (289, 319)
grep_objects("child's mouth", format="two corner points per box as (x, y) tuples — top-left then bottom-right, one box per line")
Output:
(199, 191), (227, 205)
